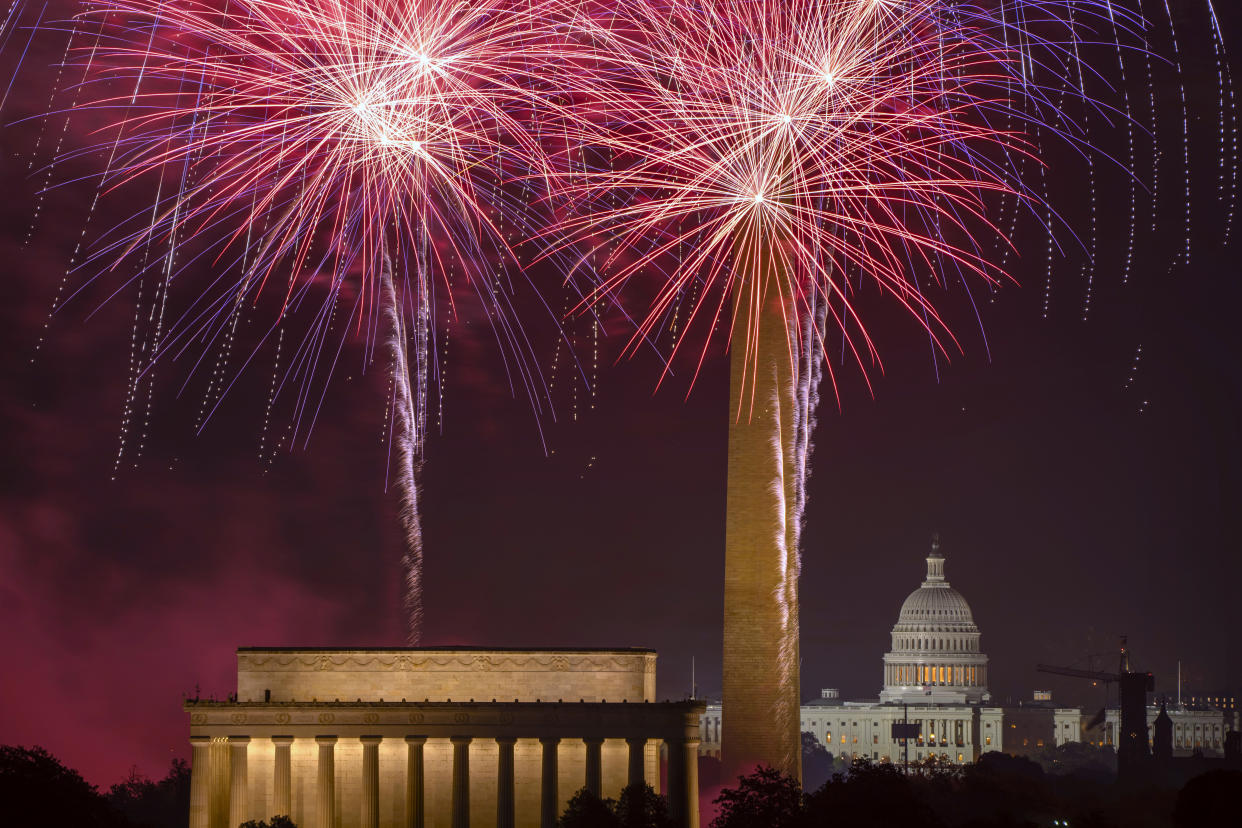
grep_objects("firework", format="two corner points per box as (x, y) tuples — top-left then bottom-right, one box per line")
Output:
(52, 0), (566, 643)
(544, 0), (1224, 777)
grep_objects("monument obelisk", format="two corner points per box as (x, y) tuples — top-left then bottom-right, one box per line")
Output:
(721, 259), (804, 783)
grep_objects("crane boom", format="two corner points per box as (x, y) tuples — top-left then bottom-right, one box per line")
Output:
(1035, 663), (1118, 683)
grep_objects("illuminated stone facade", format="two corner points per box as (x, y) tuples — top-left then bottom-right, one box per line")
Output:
(187, 648), (705, 828)
(700, 696), (1005, 765)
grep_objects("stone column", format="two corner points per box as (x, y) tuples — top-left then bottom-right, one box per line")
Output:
(209, 737), (230, 828)
(648, 740), (662, 794)
(684, 738), (700, 828)
(583, 737), (604, 797)
(539, 737), (559, 828)
(450, 736), (471, 828)
(272, 737), (293, 817)
(667, 739), (686, 827)
(496, 737), (516, 828)
(670, 739), (700, 828)
(189, 737), (211, 828)
(404, 737), (426, 828)
(625, 738), (646, 788)
(228, 737), (250, 828)
(361, 737), (381, 828)
(316, 736), (337, 828)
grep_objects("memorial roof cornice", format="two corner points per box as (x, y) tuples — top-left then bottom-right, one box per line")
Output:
(236, 646), (657, 654)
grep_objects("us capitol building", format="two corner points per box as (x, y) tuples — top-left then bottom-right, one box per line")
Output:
(700, 541), (1079, 764)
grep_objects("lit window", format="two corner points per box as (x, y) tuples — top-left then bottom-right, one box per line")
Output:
(985, 736), (991, 745)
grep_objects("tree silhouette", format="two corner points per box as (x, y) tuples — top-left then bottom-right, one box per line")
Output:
(108, 759), (191, 828)
(617, 783), (674, 828)
(239, 817), (298, 828)
(558, 788), (620, 828)
(0, 745), (126, 828)
(710, 766), (804, 828)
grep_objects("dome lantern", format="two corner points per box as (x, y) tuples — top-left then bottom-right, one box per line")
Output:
(926, 533), (945, 582)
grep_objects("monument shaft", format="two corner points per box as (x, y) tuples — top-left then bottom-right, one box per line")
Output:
(722, 276), (803, 783)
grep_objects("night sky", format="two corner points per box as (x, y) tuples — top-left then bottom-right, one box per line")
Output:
(2, 1), (1240, 790)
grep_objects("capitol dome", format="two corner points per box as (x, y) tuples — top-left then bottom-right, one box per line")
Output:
(879, 538), (990, 704)
(897, 573), (974, 624)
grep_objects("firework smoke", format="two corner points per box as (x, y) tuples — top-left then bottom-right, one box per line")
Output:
(381, 254), (428, 644)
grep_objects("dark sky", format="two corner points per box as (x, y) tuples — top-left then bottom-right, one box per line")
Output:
(2, 1), (1240, 789)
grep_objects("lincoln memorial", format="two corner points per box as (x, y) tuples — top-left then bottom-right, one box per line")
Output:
(186, 647), (705, 828)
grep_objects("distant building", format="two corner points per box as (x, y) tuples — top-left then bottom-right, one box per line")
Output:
(701, 542), (1008, 765)
(997, 694), (1082, 758)
(1082, 704), (1233, 757)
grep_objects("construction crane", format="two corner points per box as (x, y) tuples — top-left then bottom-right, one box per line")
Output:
(1036, 637), (1154, 779)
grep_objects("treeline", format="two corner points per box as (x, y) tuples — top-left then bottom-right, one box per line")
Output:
(707, 753), (1238, 828)
(0, 745), (189, 828)
(5, 742), (1236, 828)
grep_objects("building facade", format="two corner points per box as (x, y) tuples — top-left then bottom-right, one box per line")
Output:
(1083, 705), (1233, 757)
(998, 699), (1084, 757)
(187, 648), (705, 828)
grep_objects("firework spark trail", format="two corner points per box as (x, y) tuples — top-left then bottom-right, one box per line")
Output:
(381, 255), (427, 645)
(1160, 0), (1191, 267)
(548, 0), (1097, 391)
(544, 0), (1232, 376)
(24, 0), (573, 641)
(1206, 0), (1237, 245)
(60, 0), (565, 425)
(791, 279), (828, 557)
